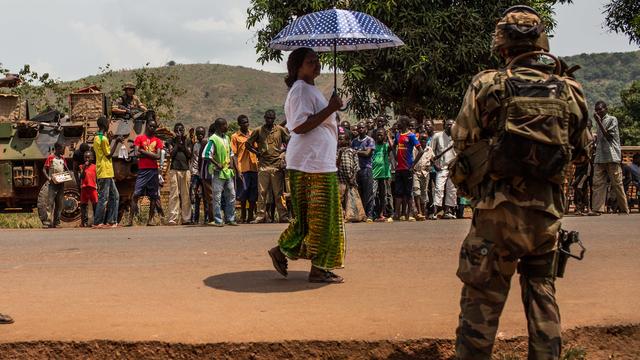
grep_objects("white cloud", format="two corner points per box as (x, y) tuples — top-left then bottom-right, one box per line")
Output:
(70, 21), (191, 71)
(183, 8), (246, 33)
(184, 18), (230, 32)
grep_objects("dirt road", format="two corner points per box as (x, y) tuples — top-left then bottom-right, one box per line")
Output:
(1, 215), (638, 345)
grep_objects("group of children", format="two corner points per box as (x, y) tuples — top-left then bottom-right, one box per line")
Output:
(43, 114), (167, 228)
(337, 115), (462, 223)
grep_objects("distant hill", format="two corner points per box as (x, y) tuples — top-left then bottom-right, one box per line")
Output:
(66, 50), (639, 128)
(71, 64), (339, 128)
(562, 50), (640, 108)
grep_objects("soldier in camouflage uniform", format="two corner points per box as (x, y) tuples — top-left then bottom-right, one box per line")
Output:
(111, 82), (147, 118)
(451, 6), (591, 359)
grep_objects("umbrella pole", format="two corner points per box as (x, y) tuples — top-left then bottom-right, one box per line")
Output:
(333, 38), (337, 96)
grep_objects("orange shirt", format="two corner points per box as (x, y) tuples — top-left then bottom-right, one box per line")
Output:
(231, 130), (258, 173)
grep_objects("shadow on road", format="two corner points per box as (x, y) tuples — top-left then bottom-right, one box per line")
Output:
(203, 270), (329, 293)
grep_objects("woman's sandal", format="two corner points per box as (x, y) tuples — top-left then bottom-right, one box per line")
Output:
(0, 313), (14, 325)
(268, 247), (288, 277)
(309, 271), (344, 284)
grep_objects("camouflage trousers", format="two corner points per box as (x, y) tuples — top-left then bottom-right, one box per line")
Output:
(455, 202), (562, 360)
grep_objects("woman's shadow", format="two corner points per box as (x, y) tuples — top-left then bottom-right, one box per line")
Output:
(203, 270), (330, 293)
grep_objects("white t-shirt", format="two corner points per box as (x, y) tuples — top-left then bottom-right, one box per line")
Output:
(432, 131), (456, 169)
(284, 80), (337, 173)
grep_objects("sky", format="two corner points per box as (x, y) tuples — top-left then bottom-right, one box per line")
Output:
(1, 0), (638, 81)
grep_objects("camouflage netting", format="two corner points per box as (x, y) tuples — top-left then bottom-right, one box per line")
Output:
(70, 93), (103, 123)
(0, 95), (25, 122)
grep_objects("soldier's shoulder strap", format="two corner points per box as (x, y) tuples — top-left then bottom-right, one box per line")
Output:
(470, 69), (501, 88)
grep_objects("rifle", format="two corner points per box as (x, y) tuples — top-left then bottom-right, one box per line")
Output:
(556, 229), (586, 278)
(433, 144), (454, 161)
(593, 113), (613, 142)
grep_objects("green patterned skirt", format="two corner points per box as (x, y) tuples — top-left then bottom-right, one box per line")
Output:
(278, 170), (346, 270)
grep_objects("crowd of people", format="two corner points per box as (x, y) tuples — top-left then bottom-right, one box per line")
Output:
(40, 79), (469, 228)
(40, 81), (639, 230)
(337, 115), (460, 222)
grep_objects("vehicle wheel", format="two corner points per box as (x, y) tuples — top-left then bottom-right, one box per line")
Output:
(37, 181), (82, 225)
(61, 182), (81, 223)
(37, 182), (50, 225)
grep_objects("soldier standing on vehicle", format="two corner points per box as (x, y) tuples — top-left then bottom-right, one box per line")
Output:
(450, 6), (590, 359)
(0, 73), (20, 325)
(111, 82), (147, 118)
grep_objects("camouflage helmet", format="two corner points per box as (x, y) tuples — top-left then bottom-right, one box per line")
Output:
(122, 82), (136, 91)
(491, 5), (549, 54)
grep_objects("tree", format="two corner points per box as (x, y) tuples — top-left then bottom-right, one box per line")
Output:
(604, 0), (640, 46)
(611, 81), (640, 146)
(130, 63), (186, 120)
(77, 63), (185, 121)
(247, 0), (570, 119)
(0, 64), (70, 114)
(1, 62), (186, 122)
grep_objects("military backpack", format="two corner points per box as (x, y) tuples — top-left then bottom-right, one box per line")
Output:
(488, 51), (572, 185)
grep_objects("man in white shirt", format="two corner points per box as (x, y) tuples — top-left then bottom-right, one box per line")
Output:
(591, 101), (629, 214)
(430, 119), (457, 219)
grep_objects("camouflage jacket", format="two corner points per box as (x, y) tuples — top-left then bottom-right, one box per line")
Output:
(112, 94), (146, 111)
(452, 65), (591, 219)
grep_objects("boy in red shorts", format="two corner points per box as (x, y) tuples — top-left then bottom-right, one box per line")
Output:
(79, 151), (98, 227)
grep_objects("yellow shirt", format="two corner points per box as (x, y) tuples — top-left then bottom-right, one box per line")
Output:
(231, 130), (258, 173)
(93, 132), (115, 179)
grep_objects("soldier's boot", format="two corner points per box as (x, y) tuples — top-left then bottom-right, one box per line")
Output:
(519, 252), (562, 359)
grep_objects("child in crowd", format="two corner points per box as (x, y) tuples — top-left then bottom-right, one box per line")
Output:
(203, 118), (237, 227)
(79, 151), (98, 227)
(43, 143), (67, 228)
(190, 126), (207, 224)
(337, 133), (364, 222)
(351, 122), (375, 222)
(392, 116), (423, 221)
(412, 133), (434, 221)
(131, 118), (164, 226)
(372, 128), (394, 222)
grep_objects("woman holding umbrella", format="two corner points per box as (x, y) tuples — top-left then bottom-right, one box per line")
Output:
(268, 47), (346, 283)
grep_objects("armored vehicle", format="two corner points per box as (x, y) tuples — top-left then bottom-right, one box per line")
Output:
(0, 86), (161, 225)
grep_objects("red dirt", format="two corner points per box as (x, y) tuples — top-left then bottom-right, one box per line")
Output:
(1, 216), (639, 358)
(0, 325), (638, 359)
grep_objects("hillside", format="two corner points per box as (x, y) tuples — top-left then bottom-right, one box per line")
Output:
(73, 65), (339, 128)
(562, 50), (640, 108)
(65, 50), (638, 128)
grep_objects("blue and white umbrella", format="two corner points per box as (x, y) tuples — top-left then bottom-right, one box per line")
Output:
(269, 8), (404, 92)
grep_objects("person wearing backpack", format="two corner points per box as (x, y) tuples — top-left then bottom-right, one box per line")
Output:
(449, 6), (591, 359)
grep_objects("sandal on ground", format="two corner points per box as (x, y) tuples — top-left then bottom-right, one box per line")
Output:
(309, 271), (344, 284)
(0, 313), (14, 325)
(268, 247), (288, 277)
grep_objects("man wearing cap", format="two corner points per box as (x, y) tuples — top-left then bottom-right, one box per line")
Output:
(111, 82), (147, 118)
(451, 5), (590, 359)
